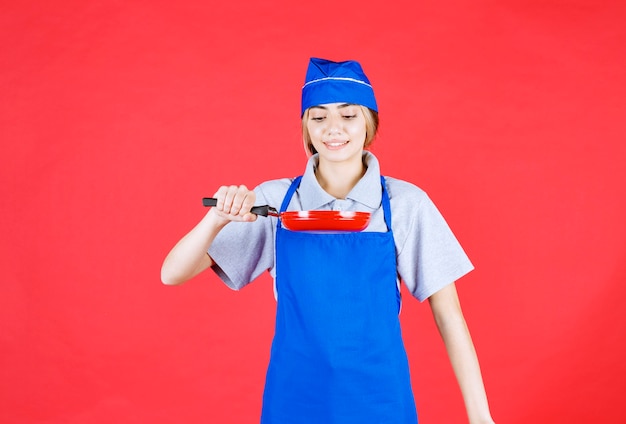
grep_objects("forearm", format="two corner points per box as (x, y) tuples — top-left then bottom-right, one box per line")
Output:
(429, 285), (494, 424)
(160, 210), (227, 285)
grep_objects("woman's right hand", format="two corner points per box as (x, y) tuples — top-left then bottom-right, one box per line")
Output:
(209, 185), (258, 225)
(161, 184), (257, 285)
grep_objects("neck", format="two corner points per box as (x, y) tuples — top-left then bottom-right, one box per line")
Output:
(315, 155), (366, 199)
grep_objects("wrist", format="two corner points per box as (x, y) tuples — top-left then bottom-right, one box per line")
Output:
(204, 208), (231, 229)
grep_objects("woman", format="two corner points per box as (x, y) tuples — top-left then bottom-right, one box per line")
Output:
(161, 57), (495, 423)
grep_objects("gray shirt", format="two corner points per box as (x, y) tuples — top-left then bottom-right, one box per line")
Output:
(208, 152), (473, 302)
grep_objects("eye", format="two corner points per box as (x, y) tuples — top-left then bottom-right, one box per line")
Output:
(342, 115), (357, 119)
(310, 116), (325, 122)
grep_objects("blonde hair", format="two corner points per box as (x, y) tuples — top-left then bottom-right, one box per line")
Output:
(302, 106), (379, 156)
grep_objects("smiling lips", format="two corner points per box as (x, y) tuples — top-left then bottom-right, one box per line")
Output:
(324, 140), (349, 149)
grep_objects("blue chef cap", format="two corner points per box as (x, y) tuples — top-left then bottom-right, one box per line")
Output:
(301, 57), (378, 116)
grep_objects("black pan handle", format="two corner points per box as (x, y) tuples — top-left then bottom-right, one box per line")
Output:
(202, 198), (218, 207)
(202, 198), (271, 217)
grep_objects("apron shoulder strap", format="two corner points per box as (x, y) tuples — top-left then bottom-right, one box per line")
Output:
(277, 176), (303, 230)
(380, 176), (392, 232)
(279, 176), (302, 213)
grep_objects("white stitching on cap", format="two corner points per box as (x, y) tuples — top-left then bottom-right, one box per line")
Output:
(302, 77), (372, 89)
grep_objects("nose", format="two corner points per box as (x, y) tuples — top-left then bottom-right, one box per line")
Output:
(326, 113), (342, 134)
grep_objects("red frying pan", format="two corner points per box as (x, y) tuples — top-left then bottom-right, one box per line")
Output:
(202, 198), (370, 232)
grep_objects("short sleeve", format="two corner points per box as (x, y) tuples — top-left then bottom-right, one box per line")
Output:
(394, 189), (474, 302)
(207, 186), (276, 290)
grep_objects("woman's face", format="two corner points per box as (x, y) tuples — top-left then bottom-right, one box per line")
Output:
(306, 103), (367, 164)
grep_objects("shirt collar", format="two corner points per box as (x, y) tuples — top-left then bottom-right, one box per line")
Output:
(299, 151), (383, 210)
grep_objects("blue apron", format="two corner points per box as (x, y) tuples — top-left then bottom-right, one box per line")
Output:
(260, 176), (418, 424)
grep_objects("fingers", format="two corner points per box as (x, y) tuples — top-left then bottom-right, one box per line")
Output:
(212, 185), (257, 222)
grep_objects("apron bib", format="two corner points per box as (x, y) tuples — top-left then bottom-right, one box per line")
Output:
(261, 176), (418, 424)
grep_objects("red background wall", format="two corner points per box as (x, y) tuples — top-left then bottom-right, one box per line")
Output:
(2, 1), (625, 422)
